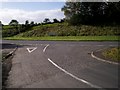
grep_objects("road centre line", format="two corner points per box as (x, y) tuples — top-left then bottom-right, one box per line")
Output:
(43, 44), (49, 53)
(47, 58), (103, 89)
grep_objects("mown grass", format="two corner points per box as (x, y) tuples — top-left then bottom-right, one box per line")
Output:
(4, 36), (120, 41)
(102, 47), (120, 62)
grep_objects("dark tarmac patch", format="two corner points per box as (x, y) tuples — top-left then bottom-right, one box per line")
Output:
(1, 43), (17, 49)
(2, 54), (13, 89)
(1, 43), (17, 89)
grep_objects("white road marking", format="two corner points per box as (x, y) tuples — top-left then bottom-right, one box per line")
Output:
(27, 47), (37, 53)
(43, 44), (49, 53)
(91, 52), (119, 65)
(48, 58), (102, 88)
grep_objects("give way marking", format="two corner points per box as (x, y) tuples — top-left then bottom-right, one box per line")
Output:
(27, 47), (37, 53)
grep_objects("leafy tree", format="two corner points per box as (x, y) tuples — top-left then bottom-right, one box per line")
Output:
(0, 21), (2, 25)
(25, 20), (29, 26)
(30, 21), (34, 26)
(43, 18), (50, 24)
(104, 2), (120, 23)
(60, 18), (65, 23)
(61, 2), (81, 19)
(62, 1), (120, 25)
(9, 19), (19, 26)
(0, 21), (2, 30)
(53, 18), (59, 23)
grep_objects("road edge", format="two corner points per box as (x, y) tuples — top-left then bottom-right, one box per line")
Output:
(91, 51), (119, 65)
(2, 45), (18, 89)
(2, 46), (18, 59)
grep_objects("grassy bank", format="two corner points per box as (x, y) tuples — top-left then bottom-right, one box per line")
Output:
(16, 23), (120, 37)
(2, 23), (120, 38)
(102, 47), (120, 62)
(4, 36), (119, 41)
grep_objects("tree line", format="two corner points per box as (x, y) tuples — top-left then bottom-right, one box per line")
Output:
(0, 18), (65, 26)
(1, 18), (65, 37)
(62, 2), (120, 25)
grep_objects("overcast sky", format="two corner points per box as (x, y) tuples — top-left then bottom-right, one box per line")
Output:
(0, 2), (65, 25)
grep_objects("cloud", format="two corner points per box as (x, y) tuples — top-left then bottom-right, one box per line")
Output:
(0, 8), (65, 25)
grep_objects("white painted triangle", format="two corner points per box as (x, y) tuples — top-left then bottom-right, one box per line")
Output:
(27, 47), (37, 53)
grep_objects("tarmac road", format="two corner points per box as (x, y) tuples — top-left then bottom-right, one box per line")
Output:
(2, 40), (119, 89)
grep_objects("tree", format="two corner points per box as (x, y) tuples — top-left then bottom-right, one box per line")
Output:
(61, 2), (81, 19)
(53, 18), (59, 23)
(0, 21), (2, 26)
(9, 19), (19, 26)
(60, 18), (65, 23)
(0, 21), (2, 25)
(43, 18), (50, 24)
(0, 21), (2, 30)
(30, 21), (34, 26)
(25, 20), (29, 26)
(62, 1), (120, 25)
(104, 2), (120, 23)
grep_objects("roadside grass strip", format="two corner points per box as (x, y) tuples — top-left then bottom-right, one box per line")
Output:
(4, 36), (119, 41)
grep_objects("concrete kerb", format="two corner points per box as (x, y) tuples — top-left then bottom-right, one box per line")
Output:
(91, 51), (119, 65)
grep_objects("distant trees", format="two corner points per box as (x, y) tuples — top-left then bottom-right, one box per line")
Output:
(2, 17), (65, 37)
(30, 21), (34, 26)
(0, 21), (2, 30)
(53, 18), (59, 23)
(62, 2), (120, 25)
(25, 20), (29, 26)
(0, 21), (2, 26)
(60, 18), (65, 23)
(43, 18), (51, 24)
(0, 21), (2, 25)
(9, 19), (19, 26)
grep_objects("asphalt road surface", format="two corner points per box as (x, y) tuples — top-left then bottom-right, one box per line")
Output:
(2, 40), (119, 89)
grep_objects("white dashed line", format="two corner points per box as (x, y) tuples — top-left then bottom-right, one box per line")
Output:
(47, 58), (102, 89)
(43, 44), (49, 53)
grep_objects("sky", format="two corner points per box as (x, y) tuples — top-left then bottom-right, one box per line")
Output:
(0, 2), (65, 25)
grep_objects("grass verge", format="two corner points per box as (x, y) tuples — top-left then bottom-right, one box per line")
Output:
(4, 36), (120, 41)
(102, 47), (120, 62)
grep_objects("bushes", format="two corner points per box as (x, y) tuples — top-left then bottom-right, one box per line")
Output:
(2, 24), (33, 37)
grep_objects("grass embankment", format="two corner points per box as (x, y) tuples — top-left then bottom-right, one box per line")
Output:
(16, 23), (120, 36)
(102, 47), (120, 62)
(3, 23), (120, 41)
(4, 36), (119, 41)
